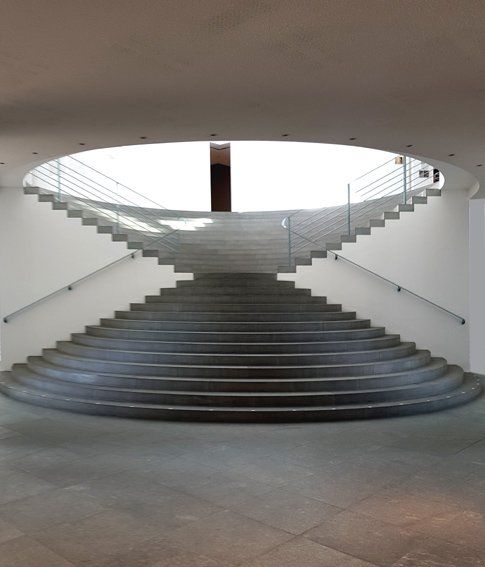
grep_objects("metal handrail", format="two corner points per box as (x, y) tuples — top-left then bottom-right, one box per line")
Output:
(289, 159), (418, 233)
(331, 251), (465, 325)
(69, 156), (174, 213)
(350, 156), (396, 183)
(33, 162), (182, 226)
(28, 155), (188, 253)
(280, 223), (465, 325)
(283, 155), (438, 262)
(57, 161), (182, 221)
(30, 179), (180, 254)
(2, 231), (179, 324)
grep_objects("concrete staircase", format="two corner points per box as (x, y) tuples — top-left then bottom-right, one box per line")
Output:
(1, 273), (480, 421)
(23, 186), (439, 273)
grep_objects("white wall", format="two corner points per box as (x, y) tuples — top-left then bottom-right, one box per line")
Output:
(279, 188), (471, 370)
(469, 198), (485, 374)
(0, 187), (192, 370)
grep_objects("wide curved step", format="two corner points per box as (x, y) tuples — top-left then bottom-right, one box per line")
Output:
(0, 372), (480, 422)
(1, 272), (480, 421)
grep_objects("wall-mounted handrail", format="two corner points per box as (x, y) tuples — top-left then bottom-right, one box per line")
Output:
(2, 231), (178, 324)
(331, 251), (465, 324)
(281, 222), (465, 325)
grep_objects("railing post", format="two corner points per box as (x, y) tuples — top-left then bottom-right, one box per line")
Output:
(287, 216), (291, 266)
(347, 183), (351, 235)
(57, 158), (62, 202)
(403, 155), (407, 204)
(115, 182), (120, 234)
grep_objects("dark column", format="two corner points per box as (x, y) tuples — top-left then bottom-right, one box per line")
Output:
(210, 142), (231, 212)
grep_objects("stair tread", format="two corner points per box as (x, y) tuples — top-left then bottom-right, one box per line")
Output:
(2, 372), (479, 412)
(9, 364), (464, 396)
(31, 347), (430, 371)
(71, 333), (400, 349)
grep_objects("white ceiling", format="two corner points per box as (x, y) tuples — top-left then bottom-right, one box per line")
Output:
(1, 0), (485, 192)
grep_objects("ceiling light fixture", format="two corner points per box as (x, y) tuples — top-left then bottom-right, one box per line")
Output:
(349, 137), (357, 141)
(448, 153), (455, 157)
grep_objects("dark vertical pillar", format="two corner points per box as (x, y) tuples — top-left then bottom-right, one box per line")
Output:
(210, 142), (231, 212)
(210, 164), (231, 212)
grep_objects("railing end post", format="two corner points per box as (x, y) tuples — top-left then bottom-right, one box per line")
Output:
(461, 318), (466, 325)
(334, 254), (338, 260)
(3, 317), (8, 323)
(67, 285), (73, 291)
(397, 286), (401, 292)
(131, 253), (135, 259)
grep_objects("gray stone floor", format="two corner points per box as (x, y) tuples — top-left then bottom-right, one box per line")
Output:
(0, 391), (485, 567)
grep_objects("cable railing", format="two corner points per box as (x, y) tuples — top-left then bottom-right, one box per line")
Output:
(282, 225), (465, 325)
(2, 231), (178, 323)
(25, 156), (188, 256)
(282, 156), (440, 261)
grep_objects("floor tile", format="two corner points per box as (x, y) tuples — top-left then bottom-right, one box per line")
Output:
(0, 518), (23, 544)
(350, 487), (465, 528)
(231, 488), (343, 534)
(0, 469), (56, 505)
(11, 449), (136, 488)
(32, 509), (160, 564)
(390, 537), (485, 566)
(0, 435), (55, 463)
(0, 426), (21, 441)
(0, 487), (106, 532)
(65, 470), (181, 508)
(416, 509), (485, 552)
(111, 492), (224, 532)
(180, 471), (275, 508)
(166, 510), (293, 566)
(222, 454), (315, 486)
(303, 510), (427, 567)
(0, 535), (77, 567)
(385, 435), (479, 457)
(82, 536), (228, 567)
(137, 455), (221, 488)
(285, 471), (380, 508)
(238, 537), (379, 567)
(451, 438), (485, 464)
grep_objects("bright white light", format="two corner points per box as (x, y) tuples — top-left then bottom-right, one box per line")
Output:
(74, 141), (396, 213)
(77, 142), (211, 211)
(159, 218), (213, 231)
(231, 142), (394, 212)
